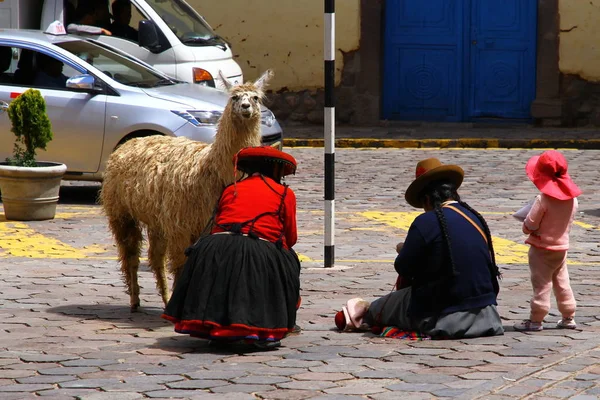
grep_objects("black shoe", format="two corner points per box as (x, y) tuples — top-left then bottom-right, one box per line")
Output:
(253, 340), (281, 350)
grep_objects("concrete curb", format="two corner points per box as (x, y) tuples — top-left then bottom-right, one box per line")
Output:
(283, 138), (600, 149)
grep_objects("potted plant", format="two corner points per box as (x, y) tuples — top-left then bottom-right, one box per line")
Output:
(0, 88), (66, 221)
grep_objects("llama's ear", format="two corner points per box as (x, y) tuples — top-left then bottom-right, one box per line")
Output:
(255, 69), (274, 89)
(218, 70), (233, 90)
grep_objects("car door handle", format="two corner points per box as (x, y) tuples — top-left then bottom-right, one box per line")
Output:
(0, 101), (8, 112)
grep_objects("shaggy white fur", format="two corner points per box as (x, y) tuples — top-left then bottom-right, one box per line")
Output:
(100, 70), (273, 311)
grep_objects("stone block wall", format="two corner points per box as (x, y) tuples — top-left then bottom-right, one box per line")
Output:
(560, 74), (600, 126)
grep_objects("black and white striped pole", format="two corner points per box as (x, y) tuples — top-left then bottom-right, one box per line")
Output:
(324, 0), (335, 268)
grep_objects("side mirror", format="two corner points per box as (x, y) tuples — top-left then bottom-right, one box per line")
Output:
(66, 74), (97, 91)
(138, 20), (161, 52)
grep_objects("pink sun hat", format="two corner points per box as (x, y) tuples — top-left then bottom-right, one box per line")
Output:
(525, 150), (582, 200)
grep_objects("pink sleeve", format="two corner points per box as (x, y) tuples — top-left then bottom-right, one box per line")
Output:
(523, 195), (545, 234)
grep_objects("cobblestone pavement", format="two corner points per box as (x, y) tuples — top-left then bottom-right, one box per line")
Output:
(1, 148), (600, 399)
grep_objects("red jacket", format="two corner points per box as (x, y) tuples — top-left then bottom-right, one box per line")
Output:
(211, 175), (297, 249)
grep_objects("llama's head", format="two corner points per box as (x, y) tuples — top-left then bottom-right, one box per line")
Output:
(219, 69), (274, 123)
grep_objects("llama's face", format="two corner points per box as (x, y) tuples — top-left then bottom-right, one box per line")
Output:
(229, 85), (263, 120)
(220, 69), (274, 122)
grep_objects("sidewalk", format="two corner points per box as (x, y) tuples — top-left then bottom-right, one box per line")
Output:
(282, 122), (600, 149)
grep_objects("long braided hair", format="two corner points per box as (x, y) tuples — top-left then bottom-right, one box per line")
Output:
(418, 180), (500, 279)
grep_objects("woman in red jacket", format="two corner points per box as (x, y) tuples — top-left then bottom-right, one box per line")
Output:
(162, 146), (300, 350)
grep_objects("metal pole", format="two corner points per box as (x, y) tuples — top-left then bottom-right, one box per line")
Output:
(324, 0), (335, 268)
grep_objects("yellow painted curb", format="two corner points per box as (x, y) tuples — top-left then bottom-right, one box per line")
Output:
(283, 138), (600, 149)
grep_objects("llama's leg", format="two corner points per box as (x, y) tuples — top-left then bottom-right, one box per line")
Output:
(147, 228), (169, 307)
(109, 215), (143, 312)
(167, 238), (190, 290)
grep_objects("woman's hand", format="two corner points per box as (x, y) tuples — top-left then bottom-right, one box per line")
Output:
(396, 242), (404, 254)
(101, 28), (112, 36)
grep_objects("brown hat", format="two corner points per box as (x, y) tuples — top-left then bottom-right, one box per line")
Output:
(405, 158), (464, 208)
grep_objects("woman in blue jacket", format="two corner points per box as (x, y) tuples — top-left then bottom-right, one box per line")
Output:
(337, 158), (503, 339)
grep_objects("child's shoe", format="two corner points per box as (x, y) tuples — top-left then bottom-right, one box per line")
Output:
(513, 319), (543, 331)
(556, 317), (577, 329)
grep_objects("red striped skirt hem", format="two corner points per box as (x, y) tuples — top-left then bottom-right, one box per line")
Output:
(161, 314), (291, 341)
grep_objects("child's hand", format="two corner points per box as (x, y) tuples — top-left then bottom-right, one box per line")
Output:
(396, 242), (404, 254)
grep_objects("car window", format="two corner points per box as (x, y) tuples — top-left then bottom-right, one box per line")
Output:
(31, 51), (81, 90)
(56, 40), (174, 88)
(6, 47), (81, 90)
(2, 45), (82, 90)
(0, 45), (16, 84)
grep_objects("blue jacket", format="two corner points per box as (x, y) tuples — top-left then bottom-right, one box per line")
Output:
(395, 203), (499, 318)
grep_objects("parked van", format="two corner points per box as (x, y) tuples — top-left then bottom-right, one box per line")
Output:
(0, 0), (243, 89)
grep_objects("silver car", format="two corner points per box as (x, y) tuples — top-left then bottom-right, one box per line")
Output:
(0, 30), (282, 181)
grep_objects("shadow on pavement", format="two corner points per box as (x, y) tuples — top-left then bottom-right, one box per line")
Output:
(153, 336), (277, 355)
(47, 304), (280, 354)
(46, 303), (167, 329)
(581, 208), (600, 217)
(58, 184), (102, 205)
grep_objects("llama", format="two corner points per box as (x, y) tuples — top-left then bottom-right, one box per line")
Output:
(100, 70), (273, 311)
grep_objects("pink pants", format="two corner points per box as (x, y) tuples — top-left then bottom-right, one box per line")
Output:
(528, 246), (576, 322)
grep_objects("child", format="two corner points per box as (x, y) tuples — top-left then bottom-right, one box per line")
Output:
(514, 150), (582, 332)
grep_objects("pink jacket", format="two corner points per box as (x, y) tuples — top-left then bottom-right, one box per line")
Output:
(523, 194), (578, 251)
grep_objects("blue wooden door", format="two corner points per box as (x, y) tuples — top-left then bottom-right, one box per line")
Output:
(468, 1), (537, 119)
(382, 0), (465, 121)
(382, 0), (537, 121)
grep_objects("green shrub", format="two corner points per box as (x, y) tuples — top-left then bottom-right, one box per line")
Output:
(5, 88), (53, 167)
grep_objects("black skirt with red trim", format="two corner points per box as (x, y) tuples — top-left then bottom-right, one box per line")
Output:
(162, 233), (301, 343)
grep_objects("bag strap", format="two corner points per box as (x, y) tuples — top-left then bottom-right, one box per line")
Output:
(443, 204), (488, 244)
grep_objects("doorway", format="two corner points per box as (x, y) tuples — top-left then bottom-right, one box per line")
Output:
(382, 0), (538, 121)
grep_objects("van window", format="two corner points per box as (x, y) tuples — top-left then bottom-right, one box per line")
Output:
(109, 0), (141, 43)
(144, 0), (216, 42)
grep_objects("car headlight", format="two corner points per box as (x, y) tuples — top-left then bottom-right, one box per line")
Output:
(261, 109), (275, 127)
(171, 110), (222, 126)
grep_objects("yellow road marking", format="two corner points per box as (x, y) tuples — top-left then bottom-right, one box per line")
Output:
(359, 211), (422, 231)
(0, 221), (99, 259)
(297, 254), (313, 262)
(0, 207), (596, 265)
(359, 211), (530, 264)
(574, 221), (597, 230)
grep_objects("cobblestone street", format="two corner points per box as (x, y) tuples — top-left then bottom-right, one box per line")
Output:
(1, 147), (600, 399)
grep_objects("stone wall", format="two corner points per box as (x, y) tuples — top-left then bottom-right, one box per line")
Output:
(264, 51), (371, 125)
(560, 74), (600, 126)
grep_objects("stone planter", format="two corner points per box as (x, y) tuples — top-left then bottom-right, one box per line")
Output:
(0, 162), (67, 221)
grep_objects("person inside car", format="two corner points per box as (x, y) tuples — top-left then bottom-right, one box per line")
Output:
(33, 53), (68, 89)
(110, 0), (138, 42)
(67, 1), (112, 36)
